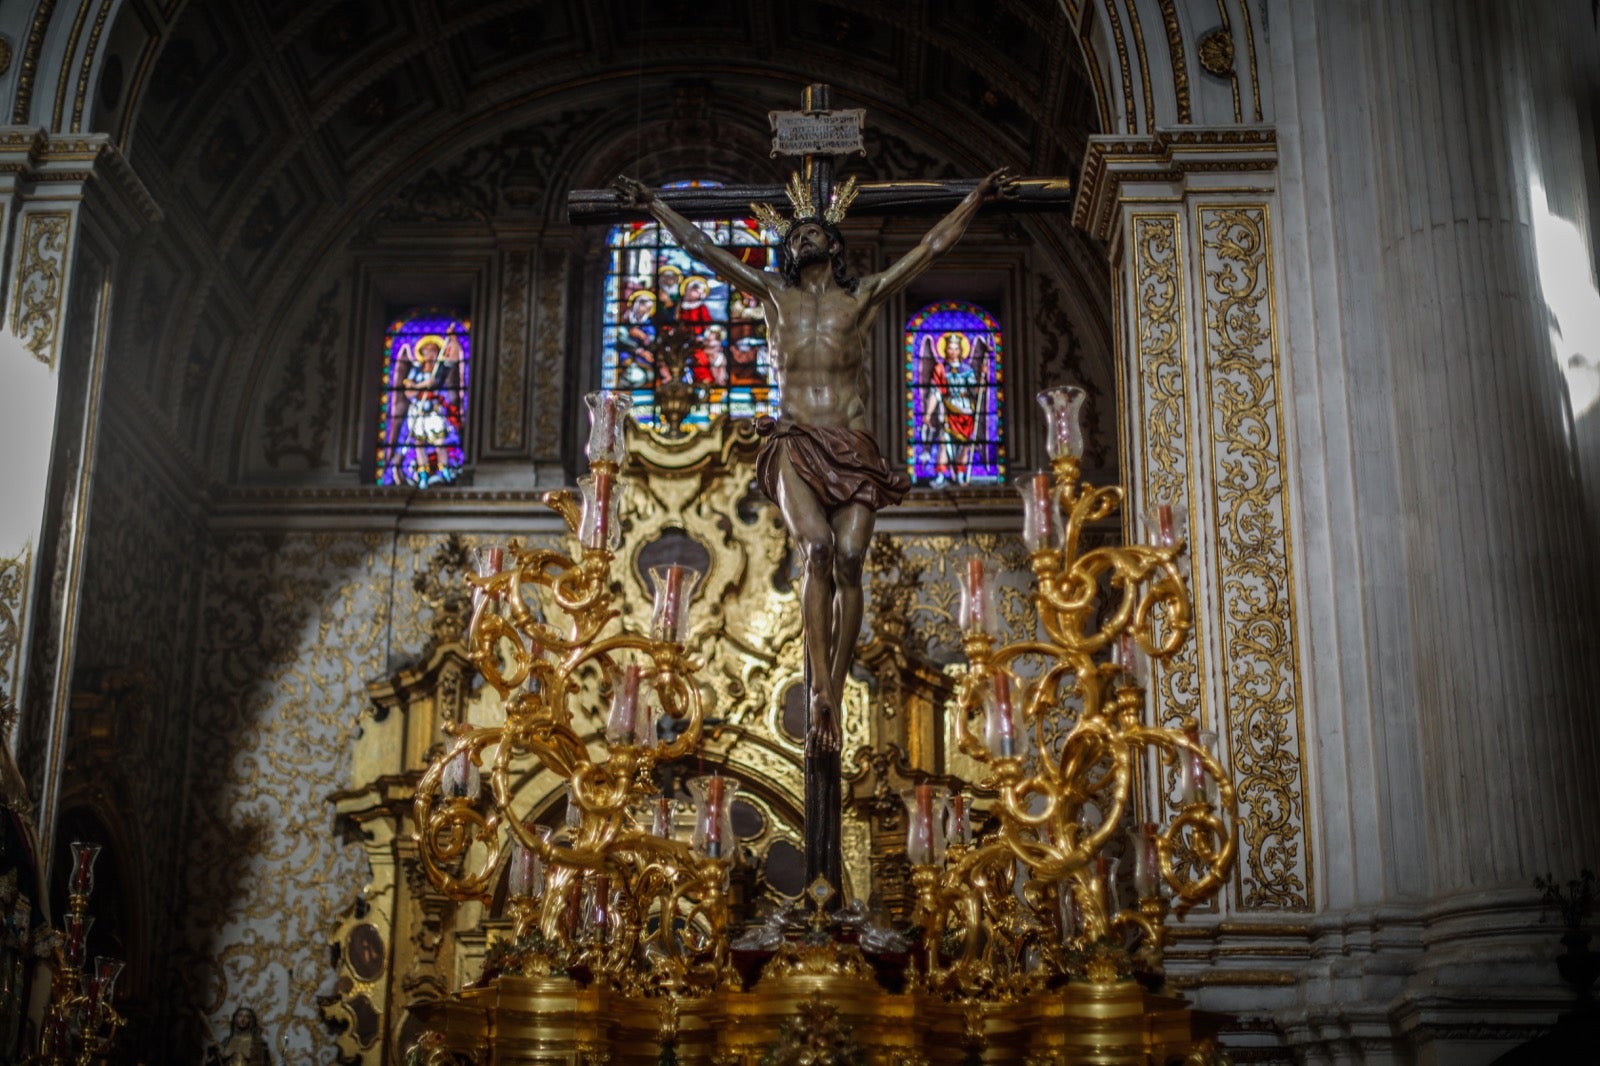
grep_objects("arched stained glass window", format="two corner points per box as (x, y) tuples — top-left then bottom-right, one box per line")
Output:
(601, 184), (781, 428)
(905, 300), (1006, 486)
(377, 307), (471, 488)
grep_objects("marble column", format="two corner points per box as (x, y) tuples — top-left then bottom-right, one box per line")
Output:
(0, 129), (159, 853)
(1268, 1), (1600, 1061)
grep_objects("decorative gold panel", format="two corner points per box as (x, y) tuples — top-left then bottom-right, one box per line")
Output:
(0, 547), (29, 705)
(1131, 214), (1205, 741)
(10, 211), (72, 368)
(1196, 204), (1310, 910)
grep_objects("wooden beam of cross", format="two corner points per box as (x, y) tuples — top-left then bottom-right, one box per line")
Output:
(566, 83), (1073, 225)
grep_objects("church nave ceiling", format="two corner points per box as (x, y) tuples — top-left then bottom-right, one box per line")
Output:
(92, 0), (1104, 477)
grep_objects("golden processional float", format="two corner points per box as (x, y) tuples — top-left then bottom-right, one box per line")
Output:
(404, 385), (1236, 1065)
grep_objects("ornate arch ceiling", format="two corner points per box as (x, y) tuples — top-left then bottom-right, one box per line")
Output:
(97, 0), (1105, 471)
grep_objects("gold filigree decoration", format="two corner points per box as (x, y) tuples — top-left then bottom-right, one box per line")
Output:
(758, 991), (867, 1066)
(1197, 29), (1236, 78)
(1156, 0), (1193, 124)
(1199, 205), (1309, 910)
(0, 546), (29, 705)
(493, 250), (530, 450)
(10, 211), (72, 367)
(1133, 215), (1204, 744)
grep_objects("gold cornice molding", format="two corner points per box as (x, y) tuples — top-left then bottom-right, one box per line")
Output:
(0, 129), (161, 226)
(1072, 126), (1277, 240)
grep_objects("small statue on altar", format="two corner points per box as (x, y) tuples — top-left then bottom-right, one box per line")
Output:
(614, 168), (1010, 753)
(204, 1006), (271, 1066)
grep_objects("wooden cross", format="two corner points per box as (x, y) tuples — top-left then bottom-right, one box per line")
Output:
(567, 83), (1074, 226)
(566, 84), (1072, 908)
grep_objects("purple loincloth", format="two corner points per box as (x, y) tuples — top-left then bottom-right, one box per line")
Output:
(755, 417), (910, 513)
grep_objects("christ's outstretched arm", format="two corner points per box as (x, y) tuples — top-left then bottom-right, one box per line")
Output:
(614, 176), (774, 298)
(860, 168), (1014, 310)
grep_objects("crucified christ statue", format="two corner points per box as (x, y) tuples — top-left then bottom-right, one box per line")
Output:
(615, 167), (1011, 894)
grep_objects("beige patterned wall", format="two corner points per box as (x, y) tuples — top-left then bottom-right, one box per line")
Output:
(176, 532), (438, 1056)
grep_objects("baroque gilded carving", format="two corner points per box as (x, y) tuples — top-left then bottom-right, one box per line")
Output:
(492, 251), (531, 451)
(1131, 214), (1205, 738)
(261, 282), (343, 469)
(1197, 204), (1309, 910)
(10, 211), (72, 367)
(0, 547), (29, 705)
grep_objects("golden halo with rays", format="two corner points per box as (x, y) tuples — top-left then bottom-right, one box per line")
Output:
(934, 331), (971, 361)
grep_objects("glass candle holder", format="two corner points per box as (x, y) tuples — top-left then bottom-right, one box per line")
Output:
(649, 796), (676, 839)
(565, 782), (584, 831)
(947, 792), (972, 847)
(901, 783), (950, 867)
(1130, 823), (1162, 899)
(605, 664), (644, 746)
(578, 471), (624, 552)
(1038, 385), (1088, 461)
(472, 544), (505, 611)
(92, 957), (123, 1012)
(1097, 854), (1122, 919)
(585, 390), (633, 466)
(982, 671), (1024, 758)
(580, 871), (612, 940)
(1112, 631), (1148, 688)
(1178, 728), (1220, 806)
(1146, 498), (1186, 549)
(1020, 472), (1061, 553)
(958, 556), (999, 638)
(64, 914), (93, 968)
(1058, 879), (1079, 938)
(689, 774), (738, 859)
(507, 825), (550, 900)
(442, 748), (480, 801)
(649, 563), (702, 644)
(69, 841), (101, 897)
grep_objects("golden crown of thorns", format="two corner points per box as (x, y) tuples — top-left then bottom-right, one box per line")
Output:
(751, 172), (859, 240)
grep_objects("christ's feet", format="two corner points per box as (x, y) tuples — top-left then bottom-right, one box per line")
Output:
(805, 690), (842, 757)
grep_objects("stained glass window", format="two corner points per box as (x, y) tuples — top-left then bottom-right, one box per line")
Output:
(905, 300), (1007, 486)
(377, 307), (471, 488)
(601, 184), (781, 428)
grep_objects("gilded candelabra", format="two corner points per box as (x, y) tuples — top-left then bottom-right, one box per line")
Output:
(412, 390), (735, 995)
(906, 385), (1237, 997)
(405, 385), (1238, 1064)
(28, 843), (124, 1066)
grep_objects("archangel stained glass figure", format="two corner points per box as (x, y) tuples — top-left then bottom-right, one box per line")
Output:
(601, 183), (781, 427)
(377, 307), (471, 488)
(905, 300), (1007, 486)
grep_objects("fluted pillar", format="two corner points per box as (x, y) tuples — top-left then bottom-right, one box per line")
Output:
(1269, 0), (1600, 1060)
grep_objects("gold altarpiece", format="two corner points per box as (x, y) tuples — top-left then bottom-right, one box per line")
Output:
(321, 419), (961, 1065)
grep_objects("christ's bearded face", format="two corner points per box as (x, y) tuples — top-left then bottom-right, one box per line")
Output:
(787, 223), (833, 268)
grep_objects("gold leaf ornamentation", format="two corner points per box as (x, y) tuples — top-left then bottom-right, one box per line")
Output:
(1199, 204), (1309, 910)
(10, 211), (71, 367)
